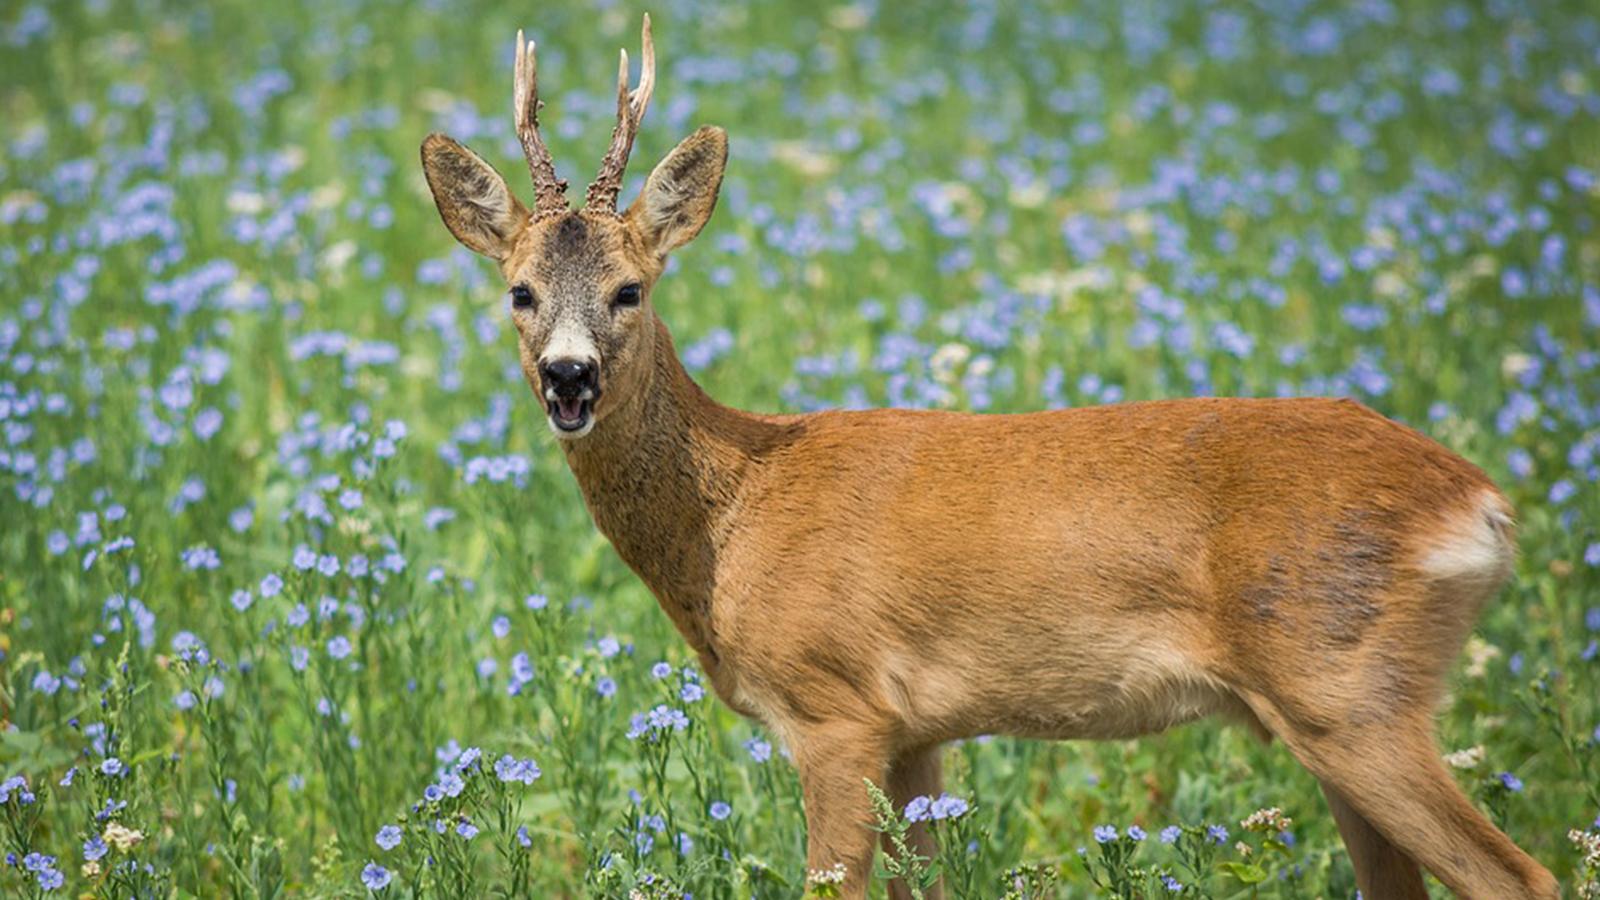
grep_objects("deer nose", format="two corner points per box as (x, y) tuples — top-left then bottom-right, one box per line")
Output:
(539, 358), (597, 398)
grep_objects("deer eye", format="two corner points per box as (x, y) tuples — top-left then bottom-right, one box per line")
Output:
(510, 284), (535, 309)
(613, 283), (642, 308)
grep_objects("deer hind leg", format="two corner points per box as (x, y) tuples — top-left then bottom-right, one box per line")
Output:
(1319, 780), (1428, 900)
(884, 744), (944, 900)
(1243, 695), (1557, 899)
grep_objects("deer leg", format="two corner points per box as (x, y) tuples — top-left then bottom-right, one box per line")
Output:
(1244, 695), (1558, 900)
(1319, 779), (1428, 900)
(884, 744), (944, 900)
(792, 724), (891, 900)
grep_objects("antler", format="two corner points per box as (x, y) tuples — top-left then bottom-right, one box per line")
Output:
(584, 13), (656, 214)
(513, 29), (570, 219)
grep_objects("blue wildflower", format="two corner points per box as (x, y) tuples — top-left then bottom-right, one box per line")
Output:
(930, 793), (970, 820)
(22, 852), (54, 871)
(904, 796), (932, 822)
(494, 754), (541, 785)
(1550, 480), (1575, 504)
(627, 704), (691, 740)
(32, 670), (61, 695)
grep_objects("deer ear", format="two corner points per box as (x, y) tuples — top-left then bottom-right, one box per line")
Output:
(421, 133), (528, 261)
(627, 126), (727, 256)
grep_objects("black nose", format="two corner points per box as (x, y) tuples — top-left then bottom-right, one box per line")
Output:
(539, 358), (597, 397)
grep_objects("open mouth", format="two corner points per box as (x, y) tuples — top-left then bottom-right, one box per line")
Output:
(546, 396), (593, 433)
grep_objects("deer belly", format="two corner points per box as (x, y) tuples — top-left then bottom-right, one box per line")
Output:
(879, 624), (1232, 743)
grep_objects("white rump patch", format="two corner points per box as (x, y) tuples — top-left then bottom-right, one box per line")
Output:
(1416, 489), (1516, 585)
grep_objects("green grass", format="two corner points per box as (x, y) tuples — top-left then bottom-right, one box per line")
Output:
(1, 0), (1598, 896)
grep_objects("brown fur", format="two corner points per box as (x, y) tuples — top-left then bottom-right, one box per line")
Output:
(420, 22), (1558, 899)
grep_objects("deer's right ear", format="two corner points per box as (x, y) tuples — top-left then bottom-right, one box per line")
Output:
(420, 133), (529, 261)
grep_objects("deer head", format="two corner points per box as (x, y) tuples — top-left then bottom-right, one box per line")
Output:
(421, 14), (727, 439)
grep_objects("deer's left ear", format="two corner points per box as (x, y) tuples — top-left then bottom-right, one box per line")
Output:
(421, 133), (529, 261)
(626, 126), (727, 257)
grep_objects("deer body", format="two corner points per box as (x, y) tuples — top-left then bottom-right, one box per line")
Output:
(421, 18), (1558, 898)
(577, 321), (1505, 750)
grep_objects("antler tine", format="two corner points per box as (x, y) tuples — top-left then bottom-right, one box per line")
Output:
(633, 13), (655, 123)
(585, 13), (655, 213)
(513, 29), (570, 219)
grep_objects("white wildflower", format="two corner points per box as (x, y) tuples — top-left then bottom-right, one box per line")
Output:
(1241, 807), (1293, 833)
(806, 862), (848, 886)
(1463, 636), (1501, 678)
(103, 822), (144, 851)
(1443, 745), (1486, 770)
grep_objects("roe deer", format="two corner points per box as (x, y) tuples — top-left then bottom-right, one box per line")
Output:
(419, 16), (1559, 899)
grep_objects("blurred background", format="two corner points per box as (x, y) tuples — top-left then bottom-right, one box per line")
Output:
(1, 0), (1597, 895)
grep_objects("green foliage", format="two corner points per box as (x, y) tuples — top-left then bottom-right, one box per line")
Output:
(865, 778), (931, 899)
(2, 0), (1599, 896)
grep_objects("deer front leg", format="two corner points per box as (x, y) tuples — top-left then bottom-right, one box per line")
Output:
(884, 745), (944, 900)
(793, 723), (891, 900)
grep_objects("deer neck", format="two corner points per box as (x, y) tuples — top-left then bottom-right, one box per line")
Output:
(559, 315), (779, 662)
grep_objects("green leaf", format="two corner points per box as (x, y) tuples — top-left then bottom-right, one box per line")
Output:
(1218, 861), (1269, 884)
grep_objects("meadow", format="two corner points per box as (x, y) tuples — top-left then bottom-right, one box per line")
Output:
(2, 0), (1599, 895)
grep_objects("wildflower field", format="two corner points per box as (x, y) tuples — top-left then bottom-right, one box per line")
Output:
(3, 0), (1600, 895)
